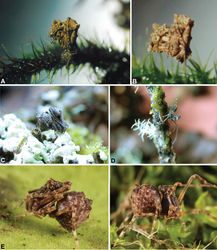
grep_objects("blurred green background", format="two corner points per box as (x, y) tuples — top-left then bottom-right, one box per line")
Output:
(0, 165), (108, 249)
(111, 165), (217, 249)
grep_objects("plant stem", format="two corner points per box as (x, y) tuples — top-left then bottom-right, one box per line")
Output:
(146, 86), (176, 163)
(0, 38), (129, 84)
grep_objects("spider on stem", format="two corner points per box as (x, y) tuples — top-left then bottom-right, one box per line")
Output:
(113, 174), (217, 247)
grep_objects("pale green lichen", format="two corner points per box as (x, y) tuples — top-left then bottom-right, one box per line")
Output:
(131, 119), (156, 141)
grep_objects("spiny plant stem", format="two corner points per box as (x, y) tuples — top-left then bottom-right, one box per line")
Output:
(0, 38), (129, 84)
(146, 86), (176, 163)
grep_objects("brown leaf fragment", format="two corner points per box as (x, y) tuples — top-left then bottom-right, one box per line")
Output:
(148, 14), (194, 63)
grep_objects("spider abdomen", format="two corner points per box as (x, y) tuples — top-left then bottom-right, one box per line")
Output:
(131, 184), (162, 217)
(55, 191), (93, 232)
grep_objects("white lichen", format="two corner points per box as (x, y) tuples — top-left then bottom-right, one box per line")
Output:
(99, 150), (108, 161)
(131, 119), (157, 141)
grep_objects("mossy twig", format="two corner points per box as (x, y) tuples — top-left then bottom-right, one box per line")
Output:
(0, 38), (129, 84)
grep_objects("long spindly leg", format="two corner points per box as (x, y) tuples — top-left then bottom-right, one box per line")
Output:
(73, 230), (80, 249)
(181, 209), (217, 221)
(16, 212), (42, 219)
(150, 212), (158, 234)
(117, 211), (133, 231)
(179, 217), (186, 233)
(113, 215), (137, 247)
(170, 120), (179, 145)
(172, 174), (217, 203)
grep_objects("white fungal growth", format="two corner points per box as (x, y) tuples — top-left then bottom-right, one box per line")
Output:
(131, 119), (157, 141)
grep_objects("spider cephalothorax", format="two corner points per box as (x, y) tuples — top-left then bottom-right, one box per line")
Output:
(158, 185), (181, 217)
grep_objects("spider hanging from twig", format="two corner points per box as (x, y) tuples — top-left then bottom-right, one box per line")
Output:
(113, 174), (217, 247)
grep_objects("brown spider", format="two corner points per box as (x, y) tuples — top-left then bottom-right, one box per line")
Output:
(19, 178), (92, 249)
(113, 174), (217, 247)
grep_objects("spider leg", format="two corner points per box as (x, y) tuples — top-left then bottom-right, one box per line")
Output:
(28, 188), (40, 194)
(50, 185), (72, 196)
(19, 200), (24, 207)
(162, 114), (170, 123)
(73, 230), (80, 249)
(130, 225), (158, 239)
(181, 209), (217, 221)
(170, 120), (179, 145)
(117, 211), (133, 231)
(150, 212), (158, 234)
(36, 196), (54, 207)
(52, 193), (64, 201)
(113, 215), (136, 247)
(16, 212), (42, 219)
(38, 200), (56, 215)
(173, 174), (217, 202)
(179, 217), (186, 234)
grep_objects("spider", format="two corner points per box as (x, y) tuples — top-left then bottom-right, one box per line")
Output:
(113, 174), (217, 247)
(36, 106), (68, 133)
(161, 101), (181, 144)
(161, 103), (181, 123)
(19, 178), (92, 249)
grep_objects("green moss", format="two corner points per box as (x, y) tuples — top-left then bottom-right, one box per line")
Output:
(67, 125), (108, 163)
(164, 132), (171, 147)
(132, 51), (217, 84)
(0, 165), (108, 249)
(151, 86), (167, 115)
(144, 87), (176, 163)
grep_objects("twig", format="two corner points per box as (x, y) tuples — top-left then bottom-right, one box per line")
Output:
(0, 37), (129, 84)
